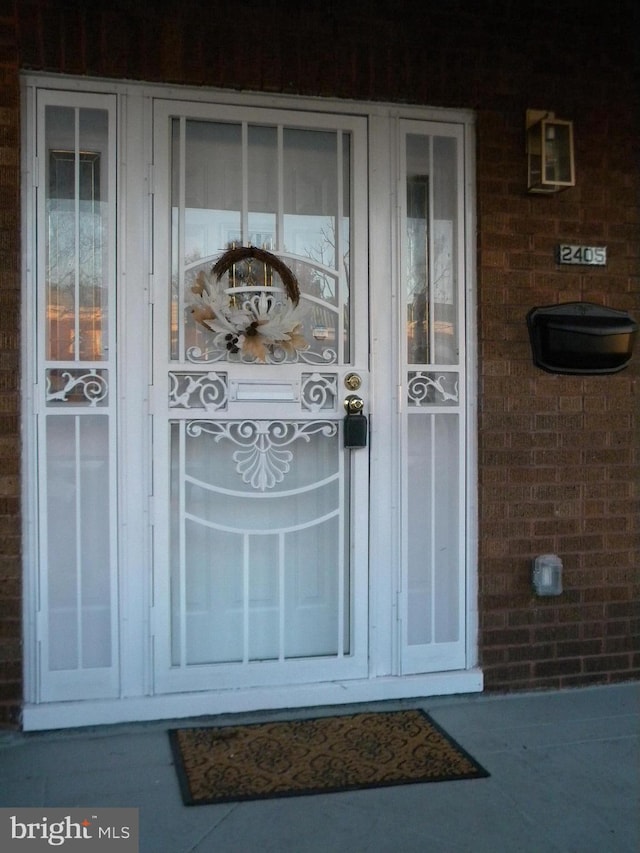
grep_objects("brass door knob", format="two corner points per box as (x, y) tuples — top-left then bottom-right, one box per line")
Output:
(344, 394), (364, 414)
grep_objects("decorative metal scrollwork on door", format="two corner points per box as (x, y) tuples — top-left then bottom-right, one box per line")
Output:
(407, 371), (459, 406)
(46, 369), (109, 406)
(187, 419), (338, 492)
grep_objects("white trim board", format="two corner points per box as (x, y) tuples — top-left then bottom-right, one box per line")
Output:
(22, 670), (483, 731)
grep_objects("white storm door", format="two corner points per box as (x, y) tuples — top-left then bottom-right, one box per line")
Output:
(151, 101), (369, 694)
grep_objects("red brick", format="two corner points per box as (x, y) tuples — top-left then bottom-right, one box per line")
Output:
(533, 624), (581, 643)
(534, 658), (582, 678)
(604, 635), (637, 654)
(583, 654), (633, 673)
(557, 639), (602, 657)
(483, 628), (532, 647)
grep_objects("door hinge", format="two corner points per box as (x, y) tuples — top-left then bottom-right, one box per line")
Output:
(395, 589), (403, 615)
(147, 163), (155, 196)
(148, 494), (156, 526)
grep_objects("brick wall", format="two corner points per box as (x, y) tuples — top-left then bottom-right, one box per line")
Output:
(0, 2), (22, 725)
(0, 0), (20, 726)
(475, 63), (639, 690)
(0, 0), (638, 722)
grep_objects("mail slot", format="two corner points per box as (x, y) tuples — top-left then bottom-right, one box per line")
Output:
(229, 380), (300, 402)
(527, 302), (638, 374)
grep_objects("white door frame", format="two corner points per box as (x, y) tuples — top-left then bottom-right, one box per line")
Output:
(21, 74), (481, 731)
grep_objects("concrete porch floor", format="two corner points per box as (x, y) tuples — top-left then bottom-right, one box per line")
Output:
(1, 682), (638, 852)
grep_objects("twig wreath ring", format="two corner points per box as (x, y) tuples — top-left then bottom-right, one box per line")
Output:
(211, 246), (300, 305)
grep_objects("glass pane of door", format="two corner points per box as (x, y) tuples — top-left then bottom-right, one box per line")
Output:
(401, 120), (466, 674)
(36, 91), (119, 702)
(170, 420), (348, 666)
(46, 415), (112, 670)
(173, 118), (349, 367)
(405, 133), (459, 366)
(46, 105), (111, 362)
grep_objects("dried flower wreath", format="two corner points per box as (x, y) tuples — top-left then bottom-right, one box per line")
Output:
(191, 246), (309, 362)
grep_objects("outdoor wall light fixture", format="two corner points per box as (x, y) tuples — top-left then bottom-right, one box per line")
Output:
(526, 110), (575, 193)
(532, 554), (563, 597)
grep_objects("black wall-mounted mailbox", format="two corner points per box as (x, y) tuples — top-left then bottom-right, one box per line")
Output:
(527, 302), (638, 375)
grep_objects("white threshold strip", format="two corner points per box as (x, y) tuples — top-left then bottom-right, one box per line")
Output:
(22, 670), (483, 731)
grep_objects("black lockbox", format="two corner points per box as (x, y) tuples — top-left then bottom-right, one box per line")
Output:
(344, 412), (368, 448)
(526, 302), (638, 375)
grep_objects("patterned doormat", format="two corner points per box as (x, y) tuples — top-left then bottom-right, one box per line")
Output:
(169, 709), (489, 805)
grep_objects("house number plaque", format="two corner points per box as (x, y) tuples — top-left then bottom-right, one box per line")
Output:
(556, 244), (607, 266)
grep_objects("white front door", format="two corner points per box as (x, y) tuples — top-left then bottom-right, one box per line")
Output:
(23, 77), (478, 726)
(150, 102), (370, 693)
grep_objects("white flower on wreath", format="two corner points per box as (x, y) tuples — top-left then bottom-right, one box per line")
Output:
(190, 269), (309, 362)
